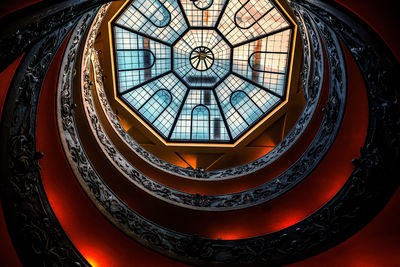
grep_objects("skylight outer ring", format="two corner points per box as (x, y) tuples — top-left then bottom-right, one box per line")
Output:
(112, 0), (293, 144)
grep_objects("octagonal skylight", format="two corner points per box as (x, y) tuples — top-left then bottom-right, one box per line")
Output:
(112, 0), (294, 143)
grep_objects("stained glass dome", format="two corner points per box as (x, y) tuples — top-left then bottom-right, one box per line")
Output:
(112, 0), (294, 143)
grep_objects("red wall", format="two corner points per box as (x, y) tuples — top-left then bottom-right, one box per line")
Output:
(336, 0), (400, 62)
(0, 0), (43, 18)
(0, 56), (25, 267)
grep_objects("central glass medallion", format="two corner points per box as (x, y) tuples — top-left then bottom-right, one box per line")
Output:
(190, 46), (214, 71)
(174, 29), (231, 87)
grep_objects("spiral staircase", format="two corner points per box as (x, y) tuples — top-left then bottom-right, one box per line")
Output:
(0, 0), (399, 266)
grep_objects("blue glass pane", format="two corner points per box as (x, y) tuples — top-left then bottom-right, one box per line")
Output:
(116, 50), (154, 71)
(230, 91), (262, 124)
(121, 73), (186, 137)
(136, 0), (171, 27)
(215, 74), (280, 138)
(232, 30), (290, 96)
(139, 90), (172, 123)
(117, 0), (188, 44)
(114, 26), (171, 93)
(171, 90), (230, 141)
(191, 105), (210, 140)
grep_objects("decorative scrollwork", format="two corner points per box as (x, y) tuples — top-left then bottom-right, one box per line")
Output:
(0, 0), (111, 72)
(0, 8), (100, 266)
